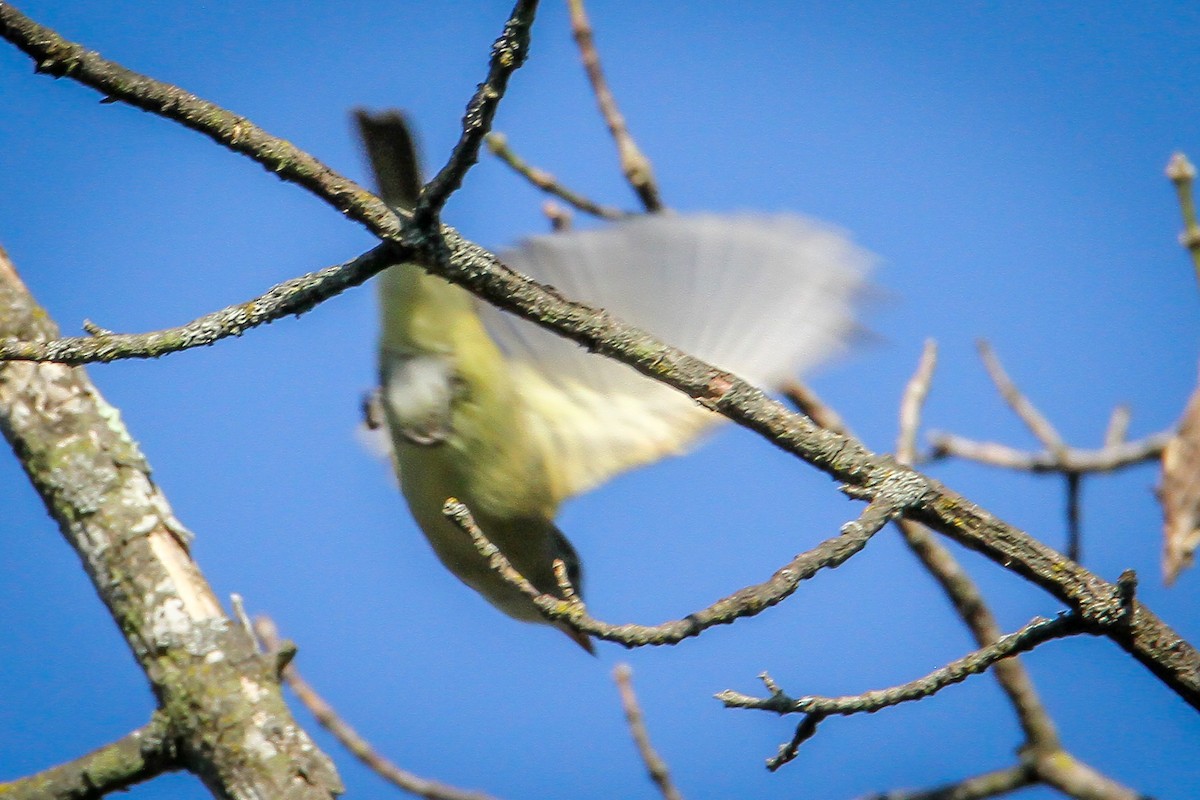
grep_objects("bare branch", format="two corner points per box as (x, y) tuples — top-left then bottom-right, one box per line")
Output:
(414, 0), (540, 223)
(567, 0), (663, 211)
(0, 4), (404, 241)
(0, 245), (399, 364)
(1033, 754), (1148, 800)
(486, 132), (629, 219)
(613, 665), (684, 800)
(859, 765), (1036, 800)
(717, 615), (1084, 769)
(897, 340), (938, 465)
(895, 518), (1063, 744)
(1066, 472), (1083, 562)
(976, 340), (1066, 458)
(719, 615), (1082, 716)
(444, 496), (905, 647)
(255, 619), (498, 800)
(1104, 405), (1131, 448)
(928, 432), (1169, 473)
(1166, 152), (1200, 284)
(0, 716), (175, 800)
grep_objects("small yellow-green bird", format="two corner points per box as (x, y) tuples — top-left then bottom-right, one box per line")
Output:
(357, 111), (872, 652)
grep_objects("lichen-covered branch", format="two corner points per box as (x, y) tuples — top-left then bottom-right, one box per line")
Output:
(444, 495), (906, 647)
(717, 614), (1084, 718)
(0, 245), (400, 364)
(0, 248), (341, 799)
(0, 715), (175, 800)
(716, 614), (1087, 771)
(859, 765), (1036, 800)
(413, 0), (539, 222)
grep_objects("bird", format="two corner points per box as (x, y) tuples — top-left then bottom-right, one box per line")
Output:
(356, 110), (873, 653)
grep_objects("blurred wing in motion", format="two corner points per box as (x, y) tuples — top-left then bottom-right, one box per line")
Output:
(480, 213), (874, 503)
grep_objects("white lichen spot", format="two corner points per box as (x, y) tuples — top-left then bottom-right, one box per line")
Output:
(129, 512), (159, 536)
(150, 597), (193, 648)
(240, 675), (269, 703)
(243, 725), (280, 761)
(205, 649), (227, 664)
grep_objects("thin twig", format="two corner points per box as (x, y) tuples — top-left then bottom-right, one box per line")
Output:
(976, 341), (1066, 458)
(255, 618), (498, 800)
(897, 340), (938, 465)
(0, 6), (404, 241)
(486, 132), (628, 219)
(903, 343), (1062, 748)
(718, 615), (1083, 717)
(782, 380), (848, 435)
(542, 200), (573, 231)
(1166, 152), (1200, 285)
(613, 665), (684, 800)
(718, 615), (1085, 770)
(567, 0), (663, 211)
(1104, 405), (1131, 448)
(927, 432), (1169, 473)
(415, 0), (540, 223)
(1066, 473), (1082, 562)
(443, 496), (906, 647)
(0, 245), (400, 364)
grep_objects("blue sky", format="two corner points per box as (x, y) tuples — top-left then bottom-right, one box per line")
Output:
(2, 2), (1199, 798)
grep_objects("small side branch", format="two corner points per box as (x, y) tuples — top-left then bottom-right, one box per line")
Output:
(444, 495), (905, 647)
(255, 618), (498, 800)
(1166, 152), (1200, 284)
(928, 433), (1169, 474)
(567, 0), (663, 211)
(415, 0), (540, 222)
(976, 340), (1066, 457)
(485, 132), (629, 219)
(859, 765), (1036, 800)
(0, 716), (175, 800)
(717, 615), (1086, 771)
(0, 245), (399, 364)
(613, 665), (684, 800)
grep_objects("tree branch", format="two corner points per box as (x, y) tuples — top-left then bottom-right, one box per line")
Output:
(860, 765), (1036, 800)
(613, 665), (684, 800)
(485, 131), (629, 219)
(0, 245), (399, 364)
(0, 247), (341, 798)
(443, 495), (906, 647)
(716, 615), (1085, 770)
(927, 432), (1169, 473)
(566, 0), (662, 211)
(1166, 152), (1200, 284)
(0, 715), (175, 800)
(414, 0), (539, 223)
(254, 618), (497, 800)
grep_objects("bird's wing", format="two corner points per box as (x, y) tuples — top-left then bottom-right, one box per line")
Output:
(479, 213), (874, 504)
